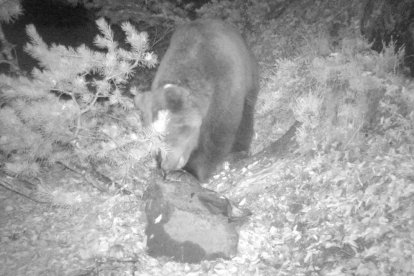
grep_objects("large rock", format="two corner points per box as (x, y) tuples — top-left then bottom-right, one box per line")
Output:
(144, 173), (249, 263)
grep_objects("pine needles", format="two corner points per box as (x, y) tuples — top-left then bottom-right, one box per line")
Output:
(0, 18), (157, 180)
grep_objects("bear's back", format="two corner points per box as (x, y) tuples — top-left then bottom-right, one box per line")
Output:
(152, 20), (256, 103)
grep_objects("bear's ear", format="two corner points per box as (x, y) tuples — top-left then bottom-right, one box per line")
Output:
(162, 84), (189, 112)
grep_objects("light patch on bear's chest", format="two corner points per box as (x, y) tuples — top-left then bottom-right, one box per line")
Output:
(152, 110), (170, 134)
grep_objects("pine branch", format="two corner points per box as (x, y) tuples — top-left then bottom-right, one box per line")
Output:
(0, 0), (22, 23)
(1, 17), (158, 180)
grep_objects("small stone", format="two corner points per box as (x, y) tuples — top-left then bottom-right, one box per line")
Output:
(108, 244), (125, 259)
(247, 161), (259, 169)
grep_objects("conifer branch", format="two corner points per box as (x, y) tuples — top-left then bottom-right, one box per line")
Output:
(0, 17), (158, 179)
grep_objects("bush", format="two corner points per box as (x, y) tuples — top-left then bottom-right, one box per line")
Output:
(0, 18), (157, 179)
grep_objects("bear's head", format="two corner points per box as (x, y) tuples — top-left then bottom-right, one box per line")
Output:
(135, 84), (202, 173)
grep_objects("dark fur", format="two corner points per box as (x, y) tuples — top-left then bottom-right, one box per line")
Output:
(135, 19), (258, 181)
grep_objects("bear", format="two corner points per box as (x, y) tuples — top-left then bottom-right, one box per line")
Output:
(135, 19), (258, 182)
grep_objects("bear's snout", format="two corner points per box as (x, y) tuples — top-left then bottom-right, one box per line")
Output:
(158, 150), (186, 172)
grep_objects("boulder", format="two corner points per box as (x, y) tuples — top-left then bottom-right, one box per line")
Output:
(144, 173), (250, 263)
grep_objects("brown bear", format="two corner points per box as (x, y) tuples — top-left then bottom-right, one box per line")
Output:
(135, 19), (258, 182)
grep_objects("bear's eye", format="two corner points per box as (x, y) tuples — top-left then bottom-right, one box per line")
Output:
(166, 96), (183, 112)
(164, 87), (186, 112)
(179, 125), (192, 134)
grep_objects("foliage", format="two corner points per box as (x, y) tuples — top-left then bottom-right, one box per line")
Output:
(232, 14), (413, 275)
(196, 0), (270, 33)
(215, 34), (414, 274)
(293, 37), (405, 153)
(0, 18), (157, 180)
(234, 126), (414, 275)
(250, 0), (363, 153)
(0, 0), (22, 73)
(253, 22), (406, 154)
(208, 1), (413, 274)
(237, 78), (413, 273)
(0, 0), (21, 23)
(78, 0), (189, 26)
